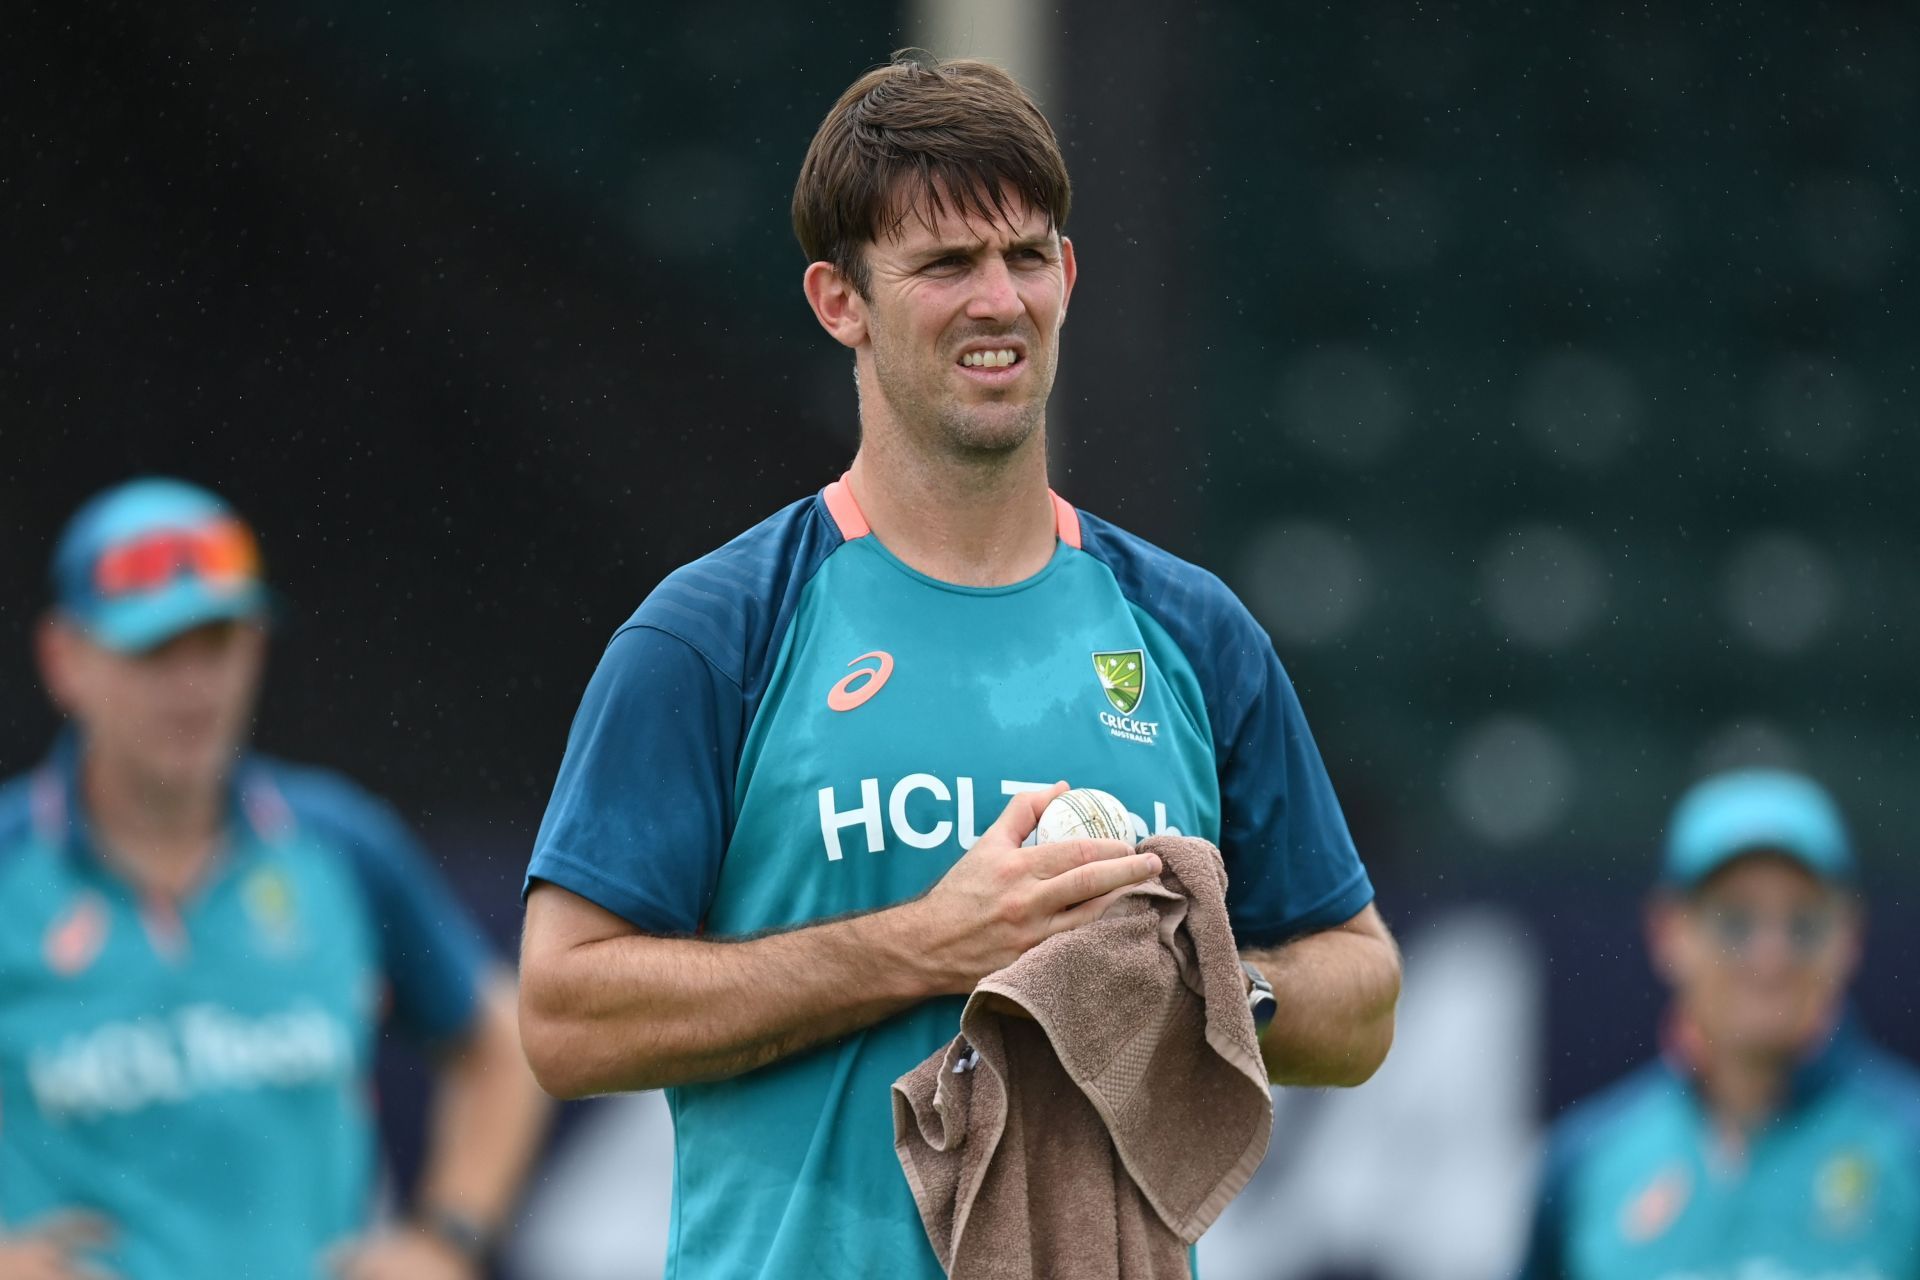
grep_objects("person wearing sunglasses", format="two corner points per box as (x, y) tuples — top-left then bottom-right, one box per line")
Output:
(0, 478), (549, 1280)
(1517, 768), (1920, 1279)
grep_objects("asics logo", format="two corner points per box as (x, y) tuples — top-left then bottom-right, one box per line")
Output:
(827, 650), (894, 712)
(44, 892), (109, 978)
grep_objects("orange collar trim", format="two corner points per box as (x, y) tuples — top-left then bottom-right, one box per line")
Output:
(822, 471), (1081, 549)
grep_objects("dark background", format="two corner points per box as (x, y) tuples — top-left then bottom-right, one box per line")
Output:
(4, 0), (1916, 1269)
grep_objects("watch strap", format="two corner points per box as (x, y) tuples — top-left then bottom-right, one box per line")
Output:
(1241, 960), (1277, 1033)
(416, 1205), (491, 1266)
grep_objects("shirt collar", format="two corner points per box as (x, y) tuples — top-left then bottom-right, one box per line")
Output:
(1659, 1004), (1862, 1114)
(35, 730), (293, 871)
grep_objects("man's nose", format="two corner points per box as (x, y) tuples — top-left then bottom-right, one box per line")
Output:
(1736, 924), (1804, 977)
(966, 257), (1023, 324)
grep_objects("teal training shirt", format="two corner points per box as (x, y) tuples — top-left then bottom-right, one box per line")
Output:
(1519, 1024), (1920, 1280)
(527, 480), (1374, 1280)
(0, 741), (490, 1279)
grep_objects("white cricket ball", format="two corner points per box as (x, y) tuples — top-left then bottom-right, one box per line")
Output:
(1036, 787), (1138, 845)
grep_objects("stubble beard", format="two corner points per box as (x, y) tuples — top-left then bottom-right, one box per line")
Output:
(869, 334), (1055, 465)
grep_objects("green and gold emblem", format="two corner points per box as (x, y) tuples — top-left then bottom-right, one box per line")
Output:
(244, 867), (299, 948)
(1816, 1151), (1873, 1232)
(1093, 649), (1145, 715)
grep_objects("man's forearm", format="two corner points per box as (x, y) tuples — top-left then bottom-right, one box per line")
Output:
(416, 979), (553, 1235)
(519, 895), (942, 1096)
(1243, 903), (1401, 1087)
(519, 791), (1163, 1097)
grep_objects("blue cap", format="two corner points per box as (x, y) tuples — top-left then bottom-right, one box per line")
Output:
(1662, 768), (1854, 889)
(51, 478), (268, 653)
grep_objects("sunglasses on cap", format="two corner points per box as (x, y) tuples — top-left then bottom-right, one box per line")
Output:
(93, 518), (261, 599)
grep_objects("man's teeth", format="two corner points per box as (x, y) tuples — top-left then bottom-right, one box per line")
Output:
(961, 349), (1020, 368)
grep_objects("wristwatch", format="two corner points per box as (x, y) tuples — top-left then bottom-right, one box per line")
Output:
(416, 1205), (492, 1268)
(1241, 961), (1276, 1033)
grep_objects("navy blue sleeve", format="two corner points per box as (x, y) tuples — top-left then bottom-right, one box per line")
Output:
(1514, 1128), (1575, 1280)
(1078, 511), (1371, 947)
(1512, 1062), (1666, 1280)
(275, 767), (493, 1045)
(0, 772), (34, 853)
(526, 624), (740, 934)
(523, 494), (842, 934)
(1213, 636), (1373, 945)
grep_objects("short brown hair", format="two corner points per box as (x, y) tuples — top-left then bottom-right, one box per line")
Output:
(792, 50), (1072, 296)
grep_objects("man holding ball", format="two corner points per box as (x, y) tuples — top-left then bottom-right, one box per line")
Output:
(518, 51), (1401, 1279)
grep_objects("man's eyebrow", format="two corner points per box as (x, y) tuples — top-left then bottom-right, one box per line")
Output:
(914, 235), (1056, 260)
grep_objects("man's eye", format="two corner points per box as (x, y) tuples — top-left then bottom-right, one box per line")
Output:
(1013, 248), (1048, 263)
(925, 256), (968, 272)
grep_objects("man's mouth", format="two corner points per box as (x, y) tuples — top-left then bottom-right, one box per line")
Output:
(959, 348), (1022, 369)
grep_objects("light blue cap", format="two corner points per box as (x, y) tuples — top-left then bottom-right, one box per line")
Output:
(51, 478), (269, 654)
(1662, 768), (1854, 888)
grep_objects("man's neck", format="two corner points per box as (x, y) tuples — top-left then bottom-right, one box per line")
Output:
(83, 750), (226, 899)
(1673, 1014), (1803, 1133)
(1698, 1048), (1790, 1132)
(846, 428), (1057, 588)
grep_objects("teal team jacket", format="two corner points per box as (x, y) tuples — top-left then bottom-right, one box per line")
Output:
(1520, 1023), (1920, 1280)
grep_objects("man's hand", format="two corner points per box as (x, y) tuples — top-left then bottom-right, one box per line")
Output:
(328, 1226), (474, 1280)
(904, 781), (1162, 994)
(0, 1213), (116, 1280)
(407, 980), (548, 1271)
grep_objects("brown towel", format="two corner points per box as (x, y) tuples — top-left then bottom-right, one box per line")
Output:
(892, 835), (1273, 1280)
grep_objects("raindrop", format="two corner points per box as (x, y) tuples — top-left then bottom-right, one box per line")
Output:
(1695, 719), (1808, 776)
(1276, 346), (1408, 467)
(630, 148), (754, 258)
(1758, 356), (1870, 469)
(1322, 164), (1451, 274)
(1514, 351), (1641, 470)
(1445, 715), (1575, 846)
(1236, 522), (1371, 647)
(1721, 533), (1839, 656)
(1479, 526), (1607, 648)
(1560, 167), (1672, 280)
(1797, 173), (1905, 286)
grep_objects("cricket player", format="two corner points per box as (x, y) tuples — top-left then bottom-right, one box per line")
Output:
(1518, 768), (1920, 1278)
(519, 52), (1402, 1279)
(0, 478), (549, 1280)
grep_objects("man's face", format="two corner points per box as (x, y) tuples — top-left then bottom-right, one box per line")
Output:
(856, 186), (1076, 458)
(42, 618), (267, 796)
(1652, 853), (1860, 1059)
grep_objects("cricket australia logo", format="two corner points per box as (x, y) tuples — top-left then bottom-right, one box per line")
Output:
(1093, 649), (1159, 745)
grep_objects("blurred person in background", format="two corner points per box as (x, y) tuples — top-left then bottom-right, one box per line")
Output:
(1519, 768), (1920, 1279)
(0, 478), (549, 1280)
(518, 50), (1399, 1280)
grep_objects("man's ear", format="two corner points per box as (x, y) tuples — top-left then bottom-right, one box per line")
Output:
(36, 615), (83, 718)
(1834, 894), (1865, 982)
(1059, 235), (1077, 319)
(1645, 893), (1688, 985)
(803, 261), (868, 350)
